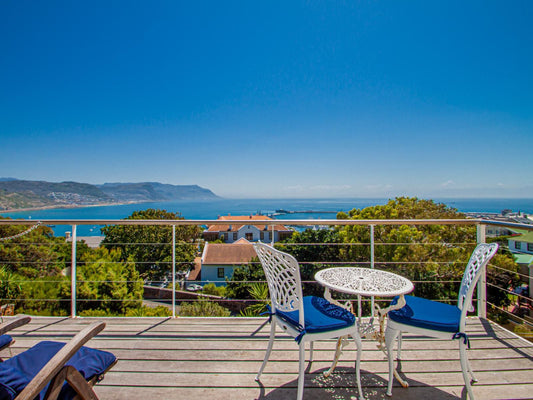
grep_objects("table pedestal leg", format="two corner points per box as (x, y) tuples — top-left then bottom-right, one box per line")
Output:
(375, 295), (409, 388)
(323, 336), (349, 378)
(323, 288), (353, 377)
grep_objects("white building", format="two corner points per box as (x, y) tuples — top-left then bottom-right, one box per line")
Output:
(202, 214), (292, 243)
(200, 239), (257, 285)
(508, 231), (533, 255)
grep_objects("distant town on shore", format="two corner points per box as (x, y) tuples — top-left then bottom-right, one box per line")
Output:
(0, 178), (219, 212)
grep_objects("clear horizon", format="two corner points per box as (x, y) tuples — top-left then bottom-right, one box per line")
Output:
(1, 1), (532, 199)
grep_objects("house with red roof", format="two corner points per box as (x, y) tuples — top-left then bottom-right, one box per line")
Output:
(202, 214), (292, 244)
(200, 238), (258, 285)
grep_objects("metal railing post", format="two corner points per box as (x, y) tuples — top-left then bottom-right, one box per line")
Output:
(172, 225), (176, 318)
(370, 224), (375, 317)
(477, 223), (487, 318)
(70, 224), (77, 318)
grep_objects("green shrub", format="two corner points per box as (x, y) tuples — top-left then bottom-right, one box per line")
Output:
(126, 305), (172, 317)
(202, 283), (226, 297)
(179, 300), (231, 317)
(239, 282), (269, 317)
(78, 309), (110, 317)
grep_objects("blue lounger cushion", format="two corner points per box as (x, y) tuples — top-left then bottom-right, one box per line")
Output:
(273, 296), (355, 340)
(0, 341), (116, 400)
(388, 295), (461, 333)
(0, 335), (13, 350)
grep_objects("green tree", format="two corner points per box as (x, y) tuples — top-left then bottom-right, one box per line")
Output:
(60, 247), (144, 316)
(338, 197), (518, 309)
(225, 258), (265, 299)
(277, 228), (345, 296)
(0, 218), (71, 315)
(101, 209), (201, 280)
(336, 197), (477, 301)
(0, 266), (21, 301)
(0, 218), (70, 278)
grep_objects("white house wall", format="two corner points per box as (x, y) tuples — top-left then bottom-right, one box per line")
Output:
(221, 225), (272, 243)
(201, 265), (238, 286)
(509, 239), (533, 255)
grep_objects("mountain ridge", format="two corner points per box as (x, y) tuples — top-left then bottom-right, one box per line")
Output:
(0, 179), (219, 211)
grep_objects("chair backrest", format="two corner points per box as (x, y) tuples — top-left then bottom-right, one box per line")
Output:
(457, 242), (499, 312)
(253, 242), (305, 327)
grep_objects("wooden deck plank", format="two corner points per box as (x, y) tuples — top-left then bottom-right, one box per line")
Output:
(93, 384), (533, 400)
(1, 316), (531, 400)
(96, 369), (533, 388)
(109, 358), (533, 374)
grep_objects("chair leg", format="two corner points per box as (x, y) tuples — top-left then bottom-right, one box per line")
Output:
(44, 365), (99, 400)
(297, 342), (306, 400)
(350, 332), (364, 400)
(256, 321), (276, 381)
(466, 354), (478, 383)
(397, 332), (403, 360)
(385, 327), (400, 397)
(459, 340), (475, 400)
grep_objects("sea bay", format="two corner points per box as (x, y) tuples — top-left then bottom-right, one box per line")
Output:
(2, 197), (533, 237)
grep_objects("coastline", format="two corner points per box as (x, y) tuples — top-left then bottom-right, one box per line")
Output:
(0, 201), (144, 215)
(2, 197), (532, 218)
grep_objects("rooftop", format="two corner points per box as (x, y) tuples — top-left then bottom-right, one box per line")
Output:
(4, 316), (533, 400)
(206, 214), (291, 232)
(510, 230), (533, 243)
(202, 241), (257, 265)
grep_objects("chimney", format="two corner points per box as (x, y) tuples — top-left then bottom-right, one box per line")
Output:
(65, 231), (71, 239)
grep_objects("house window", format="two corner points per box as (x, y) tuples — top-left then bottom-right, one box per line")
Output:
(246, 233), (253, 241)
(233, 232), (237, 240)
(221, 233), (228, 241)
(217, 267), (225, 278)
(260, 232), (264, 240)
(515, 241), (521, 250)
(528, 243), (533, 252)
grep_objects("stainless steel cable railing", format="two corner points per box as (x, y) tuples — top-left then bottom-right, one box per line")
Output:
(0, 217), (532, 340)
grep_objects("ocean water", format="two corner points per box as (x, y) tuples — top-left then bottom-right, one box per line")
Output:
(2, 198), (532, 237)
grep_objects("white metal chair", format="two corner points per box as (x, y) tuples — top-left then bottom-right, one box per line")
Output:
(385, 242), (499, 399)
(254, 242), (364, 400)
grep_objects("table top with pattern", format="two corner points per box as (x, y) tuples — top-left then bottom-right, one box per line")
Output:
(315, 267), (414, 297)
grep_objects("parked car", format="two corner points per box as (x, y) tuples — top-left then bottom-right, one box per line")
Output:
(186, 284), (203, 292)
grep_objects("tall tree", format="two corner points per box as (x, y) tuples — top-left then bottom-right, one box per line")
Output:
(101, 209), (201, 280)
(0, 217), (69, 278)
(338, 197), (518, 307)
(59, 247), (144, 315)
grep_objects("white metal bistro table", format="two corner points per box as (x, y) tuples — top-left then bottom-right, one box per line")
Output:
(315, 267), (414, 379)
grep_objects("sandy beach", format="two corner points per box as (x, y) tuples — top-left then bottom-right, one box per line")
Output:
(0, 201), (143, 215)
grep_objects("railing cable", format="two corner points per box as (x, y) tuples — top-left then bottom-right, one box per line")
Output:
(0, 222), (42, 241)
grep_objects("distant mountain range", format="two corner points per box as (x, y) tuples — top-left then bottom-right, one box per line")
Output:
(0, 179), (219, 211)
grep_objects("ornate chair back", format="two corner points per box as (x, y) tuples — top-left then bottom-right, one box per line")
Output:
(254, 242), (305, 329)
(457, 243), (499, 315)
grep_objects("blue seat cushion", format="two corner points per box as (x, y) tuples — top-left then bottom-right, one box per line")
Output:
(0, 341), (116, 400)
(273, 296), (355, 340)
(388, 295), (461, 333)
(0, 335), (13, 350)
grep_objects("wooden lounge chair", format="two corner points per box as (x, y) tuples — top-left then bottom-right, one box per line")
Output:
(0, 318), (116, 400)
(0, 315), (31, 359)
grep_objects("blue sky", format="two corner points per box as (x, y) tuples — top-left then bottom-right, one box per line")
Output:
(1, 1), (531, 199)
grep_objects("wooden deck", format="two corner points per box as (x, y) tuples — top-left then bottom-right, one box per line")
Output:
(3, 316), (533, 400)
